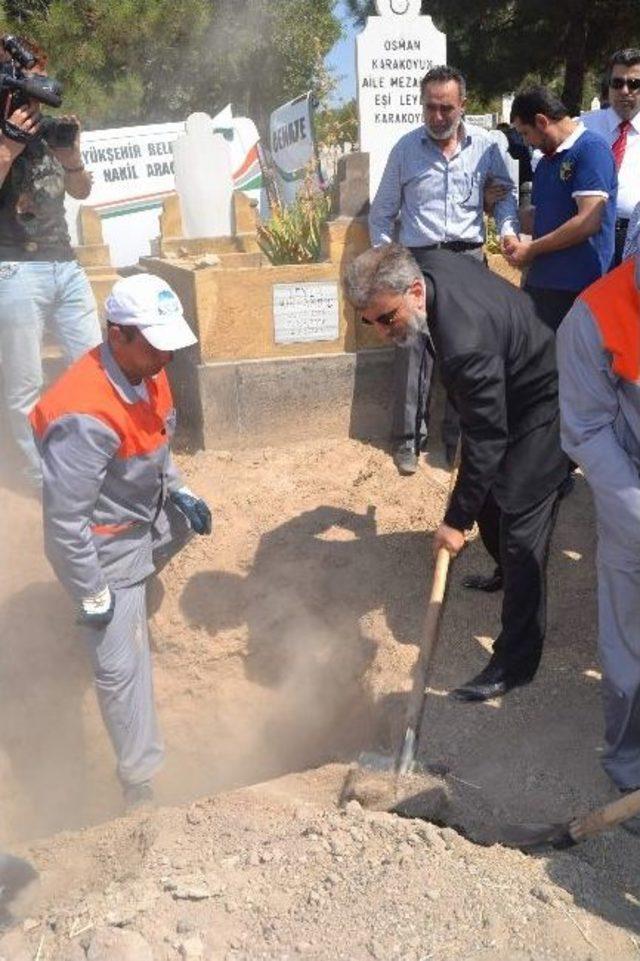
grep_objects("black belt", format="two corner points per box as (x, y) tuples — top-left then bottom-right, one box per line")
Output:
(616, 218), (629, 230)
(409, 240), (483, 253)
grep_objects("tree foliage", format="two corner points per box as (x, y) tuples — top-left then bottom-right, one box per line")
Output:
(314, 99), (358, 146)
(0, 0), (341, 131)
(344, 0), (640, 113)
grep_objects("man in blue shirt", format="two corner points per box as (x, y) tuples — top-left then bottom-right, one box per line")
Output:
(505, 86), (617, 332)
(370, 65), (519, 474)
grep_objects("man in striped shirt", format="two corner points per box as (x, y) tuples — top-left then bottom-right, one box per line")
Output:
(370, 65), (520, 474)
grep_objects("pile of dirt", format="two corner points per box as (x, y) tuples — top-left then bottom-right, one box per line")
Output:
(4, 765), (640, 961)
(2, 437), (640, 959)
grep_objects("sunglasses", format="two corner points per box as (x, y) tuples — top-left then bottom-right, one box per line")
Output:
(360, 290), (409, 327)
(360, 306), (403, 327)
(610, 77), (640, 91)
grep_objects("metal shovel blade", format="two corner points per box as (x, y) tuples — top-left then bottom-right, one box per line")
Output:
(494, 821), (575, 850)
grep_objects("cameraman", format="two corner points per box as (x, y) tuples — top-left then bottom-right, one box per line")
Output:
(0, 37), (101, 490)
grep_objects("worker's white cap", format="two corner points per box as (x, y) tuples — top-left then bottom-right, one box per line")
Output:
(105, 274), (197, 351)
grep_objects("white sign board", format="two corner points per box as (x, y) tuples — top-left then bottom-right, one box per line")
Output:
(273, 282), (340, 345)
(357, 3), (446, 199)
(269, 92), (319, 206)
(465, 114), (495, 131)
(65, 107), (262, 267)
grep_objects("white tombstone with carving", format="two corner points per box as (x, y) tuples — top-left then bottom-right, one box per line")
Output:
(172, 112), (235, 238)
(357, 0), (446, 200)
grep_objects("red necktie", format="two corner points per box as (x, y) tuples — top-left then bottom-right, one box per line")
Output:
(612, 120), (632, 169)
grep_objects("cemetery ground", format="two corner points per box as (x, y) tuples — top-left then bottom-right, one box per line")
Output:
(2, 433), (640, 961)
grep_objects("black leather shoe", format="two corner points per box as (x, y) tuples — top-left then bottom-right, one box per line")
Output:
(451, 661), (533, 702)
(462, 569), (503, 593)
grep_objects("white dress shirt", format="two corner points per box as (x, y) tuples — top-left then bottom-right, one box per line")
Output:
(582, 106), (640, 219)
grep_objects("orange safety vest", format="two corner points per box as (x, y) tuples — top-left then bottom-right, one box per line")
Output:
(580, 258), (640, 383)
(30, 346), (174, 460)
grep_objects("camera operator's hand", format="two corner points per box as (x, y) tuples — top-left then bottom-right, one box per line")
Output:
(0, 103), (41, 163)
(49, 113), (81, 165)
(49, 114), (92, 200)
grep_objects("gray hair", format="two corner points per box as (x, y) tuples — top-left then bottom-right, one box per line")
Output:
(343, 243), (422, 309)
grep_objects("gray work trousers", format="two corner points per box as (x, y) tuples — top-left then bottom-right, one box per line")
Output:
(82, 503), (191, 787)
(598, 561), (640, 789)
(83, 581), (161, 787)
(393, 245), (485, 449)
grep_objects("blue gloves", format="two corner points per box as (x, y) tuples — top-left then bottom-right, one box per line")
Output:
(170, 486), (212, 535)
(78, 585), (115, 628)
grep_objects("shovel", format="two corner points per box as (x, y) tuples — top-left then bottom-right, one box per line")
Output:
(340, 454), (459, 812)
(496, 788), (640, 850)
(395, 544), (451, 777)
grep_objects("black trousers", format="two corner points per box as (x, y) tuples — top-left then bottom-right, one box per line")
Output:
(476, 487), (561, 680)
(524, 285), (579, 334)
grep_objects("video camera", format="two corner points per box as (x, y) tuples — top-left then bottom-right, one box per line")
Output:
(0, 35), (77, 148)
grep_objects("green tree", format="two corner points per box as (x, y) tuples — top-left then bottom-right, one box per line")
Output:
(0, 0), (341, 131)
(344, 0), (640, 114)
(314, 99), (358, 146)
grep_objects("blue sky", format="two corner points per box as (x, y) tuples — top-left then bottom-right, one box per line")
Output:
(325, 0), (359, 104)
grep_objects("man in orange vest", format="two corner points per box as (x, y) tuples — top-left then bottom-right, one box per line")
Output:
(558, 254), (640, 804)
(30, 274), (212, 808)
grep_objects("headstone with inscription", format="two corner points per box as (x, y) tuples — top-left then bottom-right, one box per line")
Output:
(357, 0), (446, 199)
(273, 282), (340, 345)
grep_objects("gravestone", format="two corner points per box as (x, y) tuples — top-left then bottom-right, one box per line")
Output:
(357, 0), (446, 199)
(172, 112), (235, 238)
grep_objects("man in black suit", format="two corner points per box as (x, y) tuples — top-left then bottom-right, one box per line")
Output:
(344, 244), (568, 701)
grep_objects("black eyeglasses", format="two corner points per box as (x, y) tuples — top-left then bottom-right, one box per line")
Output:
(610, 77), (640, 92)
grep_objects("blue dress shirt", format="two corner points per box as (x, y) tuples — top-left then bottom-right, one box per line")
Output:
(369, 122), (519, 247)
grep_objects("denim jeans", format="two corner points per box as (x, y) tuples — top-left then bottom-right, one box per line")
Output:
(0, 260), (101, 485)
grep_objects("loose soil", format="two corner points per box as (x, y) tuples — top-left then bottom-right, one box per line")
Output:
(1, 431), (640, 961)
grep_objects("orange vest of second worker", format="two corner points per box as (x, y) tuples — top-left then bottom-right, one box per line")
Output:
(580, 257), (640, 383)
(30, 343), (184, 601)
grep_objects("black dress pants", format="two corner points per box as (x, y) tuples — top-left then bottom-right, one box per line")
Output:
(614, 220), (628, 268)
(524, 285), (579, 334)
(476, 487), (561, 681)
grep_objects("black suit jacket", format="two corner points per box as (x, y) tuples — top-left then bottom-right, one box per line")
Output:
(417, 250), (568, 529)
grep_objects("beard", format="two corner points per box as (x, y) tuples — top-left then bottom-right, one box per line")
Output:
(392, 308), (430, 346)
(424, 117), (461, 141)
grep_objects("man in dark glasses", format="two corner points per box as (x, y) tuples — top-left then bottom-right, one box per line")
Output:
(583, 49), (640, 266)
(345, 243), (568, 703)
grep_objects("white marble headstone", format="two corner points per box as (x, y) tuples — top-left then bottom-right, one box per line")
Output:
(357, 3), (446, 200)
(172, 112), (235, 239)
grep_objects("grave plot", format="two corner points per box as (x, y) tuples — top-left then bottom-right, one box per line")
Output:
(2, 438), (639, 960)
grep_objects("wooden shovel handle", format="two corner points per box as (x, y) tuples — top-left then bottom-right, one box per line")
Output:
(418, 547), (451, 672)
(570, 788), (640, 842)
(402, 457), (460, 732)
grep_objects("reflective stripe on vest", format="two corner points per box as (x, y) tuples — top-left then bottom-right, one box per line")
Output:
(91, 521), (139, 536)
(30, 347), (174, 458)
(580, 258), (640, 382)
